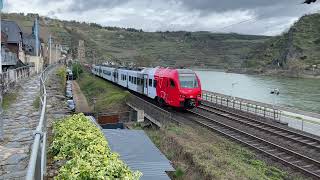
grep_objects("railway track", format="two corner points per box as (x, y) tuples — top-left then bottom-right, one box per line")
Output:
(198, 103), (320, 151)
(186, 108), (320, 179)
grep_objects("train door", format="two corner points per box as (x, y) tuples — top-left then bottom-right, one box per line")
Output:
(143, 74), (148, 95)
(115, 71), (118, 83)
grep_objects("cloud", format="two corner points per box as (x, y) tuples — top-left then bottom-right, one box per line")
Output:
(3, 0), (320, 35)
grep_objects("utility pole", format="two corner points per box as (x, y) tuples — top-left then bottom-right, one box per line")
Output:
(0, 1), (2, 74)
(1, 0), (4, 141)
(49, 35), (52, 65)
(55, 44), (57, 63)
(35, 16), (39, 57)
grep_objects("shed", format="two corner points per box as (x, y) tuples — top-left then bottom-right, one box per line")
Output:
(103, 129), (175, 180)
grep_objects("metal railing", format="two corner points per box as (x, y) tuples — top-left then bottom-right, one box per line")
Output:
(126, 95), (173, 127)
(202, 90), (281, 120)
(26, 65), (52, 180)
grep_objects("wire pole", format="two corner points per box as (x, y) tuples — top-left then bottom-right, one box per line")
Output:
(0, 0), (4, 141)
(0, 10), (2, 74)
(49, 35), (52, 65)
(55, 44), (58, 63)
(35, 17), (39, 57)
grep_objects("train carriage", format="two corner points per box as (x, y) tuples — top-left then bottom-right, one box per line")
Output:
(92, 65), (202, 109)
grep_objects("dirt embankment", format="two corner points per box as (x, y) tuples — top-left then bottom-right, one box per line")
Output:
(72, 81), (91, 113)
(137, 122), (302, 180)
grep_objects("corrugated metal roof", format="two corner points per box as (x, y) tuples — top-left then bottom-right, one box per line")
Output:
(103, 129), (175, 180)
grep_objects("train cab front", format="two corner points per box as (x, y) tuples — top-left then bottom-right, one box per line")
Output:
(177, 70), (202, 109)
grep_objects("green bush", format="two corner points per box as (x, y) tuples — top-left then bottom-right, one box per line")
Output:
(56, 67), (67, 90)
(50, 114), (141, 179)
(72, 63), (84, 79)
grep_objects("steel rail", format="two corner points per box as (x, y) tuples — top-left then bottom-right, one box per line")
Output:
(187, 109), (320, 179)
(199, 103), (320, 150)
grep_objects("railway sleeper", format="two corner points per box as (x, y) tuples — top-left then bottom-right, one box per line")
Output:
(281, 156), (293, 160)
(314, 169), (320, 173)
(307, 141), (317, 145)
(301, 164), (314, 168)
(291, 160), (302, 164)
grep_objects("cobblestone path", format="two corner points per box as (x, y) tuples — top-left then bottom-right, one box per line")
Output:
(0, 75), (40, 179)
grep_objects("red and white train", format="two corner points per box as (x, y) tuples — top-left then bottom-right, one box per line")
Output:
(92, 65), (202, 109)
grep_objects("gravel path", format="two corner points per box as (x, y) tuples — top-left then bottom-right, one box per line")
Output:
(72, 81), (91, 113)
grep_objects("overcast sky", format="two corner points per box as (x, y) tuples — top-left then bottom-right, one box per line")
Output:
(3, 0), (320, 36)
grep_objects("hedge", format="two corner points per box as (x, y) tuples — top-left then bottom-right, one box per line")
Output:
(50, 113), (141, 179)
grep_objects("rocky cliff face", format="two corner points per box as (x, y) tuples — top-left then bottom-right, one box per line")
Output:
(244, 13), (320, 77)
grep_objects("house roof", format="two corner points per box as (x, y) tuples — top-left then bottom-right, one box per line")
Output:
(1, 20), (22, 43)
(103, 129), (174, 180)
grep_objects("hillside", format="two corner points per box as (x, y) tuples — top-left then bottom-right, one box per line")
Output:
(2, 13), (271, 69)
(5, 12), (319, 77)
(244, 13), (320, 76)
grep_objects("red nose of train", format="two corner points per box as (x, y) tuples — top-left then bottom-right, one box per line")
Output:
(179, 88), (202, 108)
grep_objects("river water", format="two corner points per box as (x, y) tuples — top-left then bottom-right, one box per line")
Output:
(195, 70), (320, 114)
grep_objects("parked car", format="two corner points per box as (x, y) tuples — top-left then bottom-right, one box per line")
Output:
(67, 100), (76, 112)
(66, 90), (73, 99)
(66, 80), (72, 86)
(66, 87), (72, 92)
(66, 84), (72, 92)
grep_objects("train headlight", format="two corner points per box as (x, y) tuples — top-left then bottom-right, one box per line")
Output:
(180, 94), (186, 98)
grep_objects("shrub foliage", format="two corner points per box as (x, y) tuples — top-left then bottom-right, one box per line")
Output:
(50, 114), (141, 179)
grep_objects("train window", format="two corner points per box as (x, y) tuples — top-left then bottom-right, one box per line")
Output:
(179, 74), (198, 88)
(125, 75), (127, 80)
(129, 76), (131, 82)
(145, 79), (148, 87)
(154, 80), (157, 88)
(137, 78), (140, 85)
(170, 79), (175, 87)
(134, 77), (137, 84)
(149, 79), (152, 87)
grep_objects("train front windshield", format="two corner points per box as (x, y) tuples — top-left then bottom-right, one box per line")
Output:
(179, 74), (198, 88)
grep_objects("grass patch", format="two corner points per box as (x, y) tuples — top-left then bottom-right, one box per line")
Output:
(77, 72), (129, 112)
(56, 66), (67, 91)
(2, 92), (18, 110)
(145, 123), (299, 180)
(32, 95), (40, 109)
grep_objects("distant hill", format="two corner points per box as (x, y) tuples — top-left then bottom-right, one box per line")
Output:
(2, 13), (272, 69)
(3, 13), (319, 77)
(244, 13), (320, 76)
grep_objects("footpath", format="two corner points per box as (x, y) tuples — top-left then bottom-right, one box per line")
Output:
(72, 81), (91, 113)
(0, 75), (40, 179)
(0, 66), (68, 179)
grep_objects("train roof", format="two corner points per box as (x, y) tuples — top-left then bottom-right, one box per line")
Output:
(176, 69), (194, 74)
